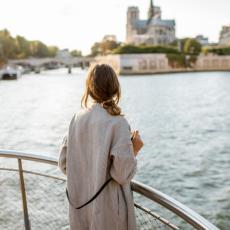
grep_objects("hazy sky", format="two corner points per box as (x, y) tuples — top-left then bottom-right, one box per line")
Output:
(1, 0), (229, 54)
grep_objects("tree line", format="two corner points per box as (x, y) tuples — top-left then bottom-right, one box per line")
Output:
(0, 29), (82, 65)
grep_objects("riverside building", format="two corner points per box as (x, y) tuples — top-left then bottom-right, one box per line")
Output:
(126, 0), (176, 46)
(219, 25), (230, 45)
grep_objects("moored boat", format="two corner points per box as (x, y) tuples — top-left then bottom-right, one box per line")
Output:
(0, 65), (22, 80)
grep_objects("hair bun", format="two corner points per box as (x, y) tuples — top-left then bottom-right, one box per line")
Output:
(101, 98), (115, 107)
(101, 98), (121, 116)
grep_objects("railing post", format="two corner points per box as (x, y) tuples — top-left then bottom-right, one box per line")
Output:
(18, 159), (31, 230)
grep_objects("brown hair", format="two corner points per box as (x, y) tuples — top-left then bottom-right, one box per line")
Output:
(81, 64), (122, 116)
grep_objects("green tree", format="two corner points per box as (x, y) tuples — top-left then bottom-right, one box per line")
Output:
(0, 29), (17, 59)
(29, 41), (49, 57)
(167, 53), (186, 68)
(91, 40), (120, 56)
(91, 42), (101, 56)
(170, 38), (191, 52)
(183, 39), (201, 55)
(48, 46), (59, 57)
(70, 49), (82, 57)
(100, 40), (120, 55)
(15, 35), (31, 58)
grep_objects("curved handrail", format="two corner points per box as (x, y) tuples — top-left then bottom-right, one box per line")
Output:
(131, 181), (218, 230)
(0, 149), (57, 165)
(0, 149), (219, 230)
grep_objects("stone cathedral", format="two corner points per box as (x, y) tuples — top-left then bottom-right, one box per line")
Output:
(126, 0), (176, 46)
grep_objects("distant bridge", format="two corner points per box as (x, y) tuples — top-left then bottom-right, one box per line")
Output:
(8, 57), (94, 73)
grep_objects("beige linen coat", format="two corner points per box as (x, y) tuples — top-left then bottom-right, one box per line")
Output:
(58, 102), (137, 230)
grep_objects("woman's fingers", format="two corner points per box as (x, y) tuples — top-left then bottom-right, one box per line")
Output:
(133, 130), (139, 137)
(132, 130), (142, 142)
(131, 130), (144, 156)
(135, 131), (141, 139)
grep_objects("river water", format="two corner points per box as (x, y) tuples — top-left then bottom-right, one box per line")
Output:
(0, 68), (229, 229)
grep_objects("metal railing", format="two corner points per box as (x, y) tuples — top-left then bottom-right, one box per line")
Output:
(0, 149), (219, 230)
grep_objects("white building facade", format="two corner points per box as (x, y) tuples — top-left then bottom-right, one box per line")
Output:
(94, 53), (230, 75)
(126, 0), (176, 46)
(219, 26), (230, 45)
(95, 54), (171, 74)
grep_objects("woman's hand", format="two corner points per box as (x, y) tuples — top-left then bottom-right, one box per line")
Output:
(131, 130), (144, 156)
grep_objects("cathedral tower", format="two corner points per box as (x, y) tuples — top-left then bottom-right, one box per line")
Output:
(126, 7), (139, 43)
(148, 0), (154, 21)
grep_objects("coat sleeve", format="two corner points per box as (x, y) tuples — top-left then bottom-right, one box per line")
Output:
(58, 135), (68, 175)
(58, 114), (76, 175)
(109, 117), (137, 185)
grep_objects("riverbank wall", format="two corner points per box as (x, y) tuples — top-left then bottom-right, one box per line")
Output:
(94, 54), (230, 75)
